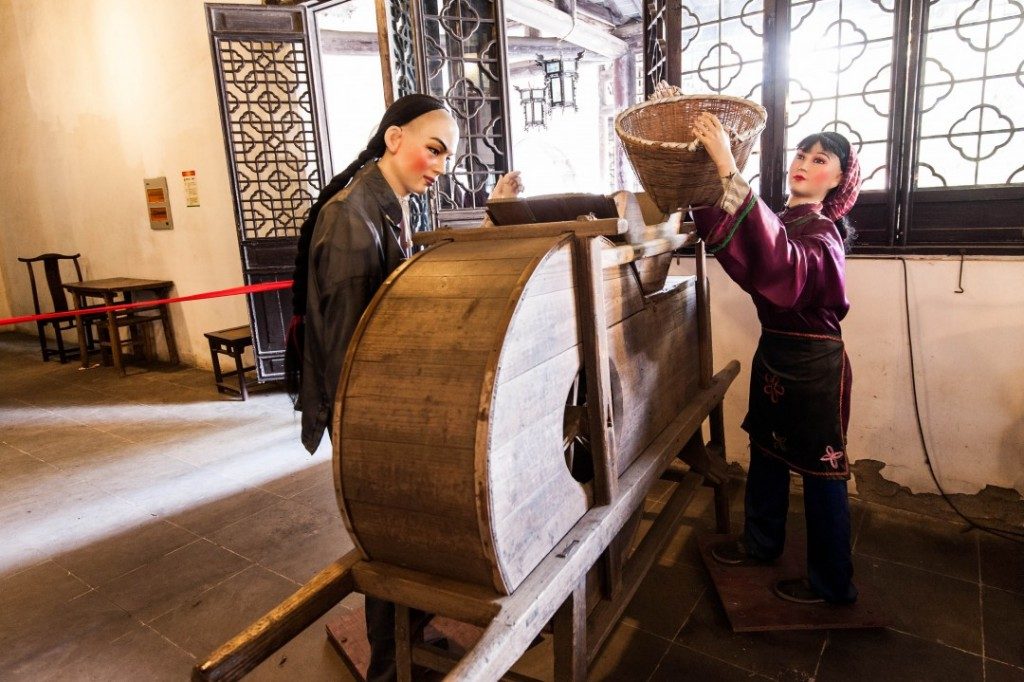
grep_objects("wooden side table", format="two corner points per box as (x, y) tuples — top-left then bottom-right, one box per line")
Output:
(204, 325), (258, 400)
(64, 278), (178, 375)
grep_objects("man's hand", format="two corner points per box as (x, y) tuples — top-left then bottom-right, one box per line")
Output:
(691, 112), (738, 177)
(489, 171), (524, 201)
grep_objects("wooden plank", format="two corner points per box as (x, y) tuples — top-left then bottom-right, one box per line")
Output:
(354, 296), (508, 362)
(192, 552), (360, 682)
(600, 232), (698, 267)
(411, 643), (543, 682)
(489, 343), (580, 447)
(423, 236), (566, 261)
(586, 473), (702, 661)
(493, 478), (592, 592)
(348, 499), (485, 564)
(607, 285), (702, 474)
(554, 579), (587, 681)
(695, 240), (714, 389)
(572, 235), (621, 601)
(698, 534), (889, 632)
(493, 287), (580, 383)
(485, 197), (537, 225)
(386, 272), (523, 299)
(486, 193), (618, 226)
(447, 362), (741, 680)
(341, 391), (479, 449)
(487, 410), (579, 518)
(413, 218), (626, 247)
(403, 256), (535, 277)
(342, 439), (476, 519)
(352, 562), (503, 627)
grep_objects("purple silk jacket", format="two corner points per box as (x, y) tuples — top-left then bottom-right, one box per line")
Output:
(690, 177), (849, 336)
(690, 176), (853, 434)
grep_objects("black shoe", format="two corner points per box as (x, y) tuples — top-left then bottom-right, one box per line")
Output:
(773, 578), (825, 604)
(710, 540), (772, 566)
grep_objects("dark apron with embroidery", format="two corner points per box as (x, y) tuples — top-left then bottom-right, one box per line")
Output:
(741, 329), (850, 479)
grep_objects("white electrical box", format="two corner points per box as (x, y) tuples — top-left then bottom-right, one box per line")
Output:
(145, 177), (173, 230)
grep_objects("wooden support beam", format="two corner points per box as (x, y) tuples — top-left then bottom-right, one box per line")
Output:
(412, 217), (626, 247)
(352, 562), (503, 628)
(586, 471), (702, 660)
(695, 239), (732, 532)
(395, 605), (413, 682)
(505, 0), (629, 58)
(411, 644), (543, 682)
(553, 579), (587, 681)
(572, 236), (621, 600)
(192, 552), (360, 682)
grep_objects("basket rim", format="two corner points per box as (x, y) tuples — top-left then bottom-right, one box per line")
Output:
(614, 94), (768, 150)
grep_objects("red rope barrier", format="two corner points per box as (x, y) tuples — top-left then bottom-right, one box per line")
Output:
(0, 280), (293, 327)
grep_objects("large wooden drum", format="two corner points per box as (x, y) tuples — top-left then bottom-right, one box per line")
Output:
(333, 232), (700, 595)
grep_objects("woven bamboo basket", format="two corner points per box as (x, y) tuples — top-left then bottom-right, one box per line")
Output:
(615, 94), (767, 213)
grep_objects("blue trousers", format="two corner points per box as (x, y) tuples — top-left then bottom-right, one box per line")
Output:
(743, 448), (858, 603)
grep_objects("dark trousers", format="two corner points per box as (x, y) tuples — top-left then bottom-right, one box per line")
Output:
(743, 448), (858, 603)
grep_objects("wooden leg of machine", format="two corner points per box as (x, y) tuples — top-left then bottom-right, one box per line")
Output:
(554, 579), (587, 682)
(709, 402), (731, 533)
(395, 604), (412, 682)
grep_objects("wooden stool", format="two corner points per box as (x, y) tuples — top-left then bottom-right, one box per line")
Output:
(204, 325), (257, 399)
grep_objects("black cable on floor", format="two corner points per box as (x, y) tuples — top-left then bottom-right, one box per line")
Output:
(900, 257), (1024, 544)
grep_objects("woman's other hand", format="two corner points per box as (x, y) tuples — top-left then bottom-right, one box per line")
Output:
(692, 112), (738, 177)
(489, 171), (525, 201)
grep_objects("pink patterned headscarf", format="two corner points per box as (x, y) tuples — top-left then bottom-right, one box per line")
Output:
(822, 142), (861, 222)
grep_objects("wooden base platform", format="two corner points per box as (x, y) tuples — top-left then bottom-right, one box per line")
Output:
(326, 607), (553, 682)
(698, 534), (889, 633)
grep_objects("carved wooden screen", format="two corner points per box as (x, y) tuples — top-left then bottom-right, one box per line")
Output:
(380, 0), (431, 233)
(411, 0), (513, 226)
(207, 4), (331, 380)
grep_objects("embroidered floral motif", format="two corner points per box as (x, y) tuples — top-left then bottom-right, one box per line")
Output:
(763, 373), (785, 404)
(820, 446), (844, 470)
(771, 431), (787, 451)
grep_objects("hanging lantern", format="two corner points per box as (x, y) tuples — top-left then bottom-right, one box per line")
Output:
(516, 85), (549, 130)
(536, 51), (585, 111)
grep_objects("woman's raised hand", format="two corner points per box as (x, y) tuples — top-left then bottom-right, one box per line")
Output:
(489, 170), (525, 201)
(692, 112), (738, 177)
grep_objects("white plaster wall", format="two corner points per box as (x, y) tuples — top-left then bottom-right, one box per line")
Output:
(670, 256), (1024, 497)
(0, 0), (258, 367)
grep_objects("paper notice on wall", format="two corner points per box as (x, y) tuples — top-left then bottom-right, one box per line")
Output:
(182, 170), (200, 207)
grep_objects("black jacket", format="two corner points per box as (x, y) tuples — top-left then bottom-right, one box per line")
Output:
(300, 161), (407, 453)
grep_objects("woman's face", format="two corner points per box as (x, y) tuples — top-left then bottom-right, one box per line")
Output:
(383, 109), (460, 196)
(788, 142), (843, 204)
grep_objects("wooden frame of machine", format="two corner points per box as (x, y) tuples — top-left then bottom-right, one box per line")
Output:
(193, 191), (739, 681)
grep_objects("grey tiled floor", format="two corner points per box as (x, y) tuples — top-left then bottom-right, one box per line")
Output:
(2, 332), (1022, 681)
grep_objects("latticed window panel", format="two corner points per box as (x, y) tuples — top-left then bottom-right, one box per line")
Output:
(390, 0), (419, 100)
(645, 0), (669, 97)
(785, 0), (896, 192)
(916, 0), (1024, 188)
(387, 0), (431, 232)
(419, 0), (508, 211)
(216, 39), (321, 240)
(680, 0), (765, 192)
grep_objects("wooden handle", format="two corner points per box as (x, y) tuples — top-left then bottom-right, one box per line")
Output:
(192, 552), (360, 682)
